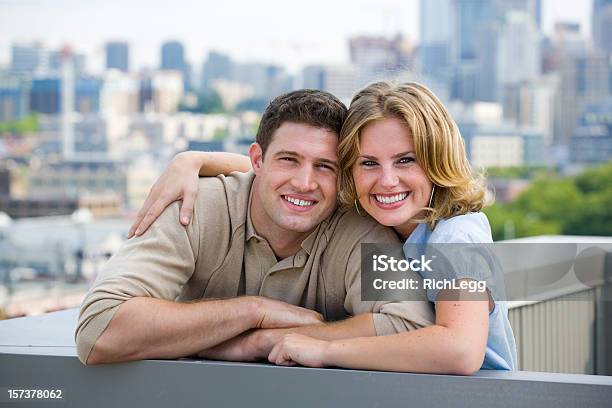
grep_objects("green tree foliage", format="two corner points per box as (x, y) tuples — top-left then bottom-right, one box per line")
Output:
(0, 114), (39, 136)
(485, 162), (612, 240)
(199, 91), (226, 113)
(178, 91), (225, 114)
(486, 166), (553, 180)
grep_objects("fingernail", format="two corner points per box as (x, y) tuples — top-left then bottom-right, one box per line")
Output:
(182, 216), (190, 224)
(135, 228), (141, 236)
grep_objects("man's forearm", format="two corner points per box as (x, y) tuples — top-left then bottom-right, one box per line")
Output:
(205, 313), (377, 361)
(87, 296), (258, 364)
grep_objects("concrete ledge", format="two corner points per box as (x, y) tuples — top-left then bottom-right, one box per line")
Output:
(1, 310), (611, 408)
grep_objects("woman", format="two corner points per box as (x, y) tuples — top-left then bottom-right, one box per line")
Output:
(128, 81), (517, 373)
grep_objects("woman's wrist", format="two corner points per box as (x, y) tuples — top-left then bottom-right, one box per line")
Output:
(176, 151), (208, 175)
(322, 339), (343, 367)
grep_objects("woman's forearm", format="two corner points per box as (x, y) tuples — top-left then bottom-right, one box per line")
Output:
(324, 324), (485, 375)
(194, 152), (252, 176)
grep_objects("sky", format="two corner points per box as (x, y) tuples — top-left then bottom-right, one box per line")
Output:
(0, 0), (593, 74)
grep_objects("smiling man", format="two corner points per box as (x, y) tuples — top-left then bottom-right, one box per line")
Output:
(75, 90), (433, 365)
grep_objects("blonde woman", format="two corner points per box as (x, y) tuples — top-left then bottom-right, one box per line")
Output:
(129, 82), (517, 373)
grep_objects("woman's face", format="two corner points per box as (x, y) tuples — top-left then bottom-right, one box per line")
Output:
(352, 117), (433, 238)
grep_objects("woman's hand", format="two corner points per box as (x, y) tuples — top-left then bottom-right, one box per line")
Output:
(128, 152), (203, 238)
(267, 334), (331, 368)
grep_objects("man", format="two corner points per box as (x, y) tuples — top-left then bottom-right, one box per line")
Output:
(76, 90), (433, 365)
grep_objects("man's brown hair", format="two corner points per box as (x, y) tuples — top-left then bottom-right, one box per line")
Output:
(256, 89), (347, 155)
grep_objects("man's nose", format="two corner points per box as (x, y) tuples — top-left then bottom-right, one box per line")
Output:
(291, 166), (317, 191)
(380, 166), (399, 189)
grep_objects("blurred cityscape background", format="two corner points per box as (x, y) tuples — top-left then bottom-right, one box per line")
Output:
(0, 0), (610, 322)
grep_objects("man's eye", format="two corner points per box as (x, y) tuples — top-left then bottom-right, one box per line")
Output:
(316, 164), (334, 171)
(280, 157), (296, 162)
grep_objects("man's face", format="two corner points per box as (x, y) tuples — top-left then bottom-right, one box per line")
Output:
(250, 122), (339, 235)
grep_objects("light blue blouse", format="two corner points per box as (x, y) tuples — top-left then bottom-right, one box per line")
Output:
(402, 212), (518, 371)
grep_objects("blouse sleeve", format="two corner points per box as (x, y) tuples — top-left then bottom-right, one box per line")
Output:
(403, 213), (505, 303)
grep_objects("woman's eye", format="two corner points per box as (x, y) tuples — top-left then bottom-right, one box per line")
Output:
(398, 157), (415, 164)
(361, 160), (377, 167)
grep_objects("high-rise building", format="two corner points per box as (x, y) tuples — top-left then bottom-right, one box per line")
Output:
(475, 21), (500, 102)
(48, 50), (86, 77)
(593, 0), (612, 54)
(555, 51), (610, 146)
(0, 76), (29, 122)
(571, 97), (612, 163)
(419, 0), (452, 83)
(497, 11), (541, 89)
(453, 0), (496, 62)
(11, 43), (47, 74)
(29, 77), (61, 114)
(349, 34), (412, 87)
(75, 77), (102, 114)
(451, 0), (497, 102)
(201, 52), (234, 92)
(496, 0), (542, 30)
(161, 41), (185, 71)
(234, 63), (293, 100)
(542, 23), (587, 73)
(100, 70), (139, 115)
(160, 41), (190, 89)
(105, 41), (129, 72)
(502, 74), (559, 146)
(302, 65), (356, 103)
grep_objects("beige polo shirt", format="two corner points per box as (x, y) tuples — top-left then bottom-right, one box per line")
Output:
(75, 171), (434, 364)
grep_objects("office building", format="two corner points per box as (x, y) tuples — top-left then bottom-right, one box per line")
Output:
(10, 43), (47, 75)
(419, 0), (452, 84)
(302, 64), (356, 103)
(593, 0), (612, 54)
(570, 97), (612, 164)
(349, 34), (412, 87)
(555, 51), (609, 146)
(201, 52), (234, 92)
(161, 41), (190, 89)
(29, 77), (61, 114)
(105, 42), (129, 72)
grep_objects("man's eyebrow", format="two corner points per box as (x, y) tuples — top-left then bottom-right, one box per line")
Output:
(359, 151), (415, 160)
(316, 158), (339, 168)
(274, 150), (302, 158)
(274, 150), (338, 168)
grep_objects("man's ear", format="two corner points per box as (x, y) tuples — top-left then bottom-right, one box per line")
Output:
(249, 143), (264, 175)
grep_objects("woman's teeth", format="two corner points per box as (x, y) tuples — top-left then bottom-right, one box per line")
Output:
(374, 192), (408, 204)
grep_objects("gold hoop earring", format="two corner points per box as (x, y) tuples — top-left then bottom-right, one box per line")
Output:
(428, 185), (436, 208)
(354, 199), (366, 217)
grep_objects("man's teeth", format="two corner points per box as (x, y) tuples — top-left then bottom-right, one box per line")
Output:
(284, 196), (314, 207)
(375, 193), (408, 204)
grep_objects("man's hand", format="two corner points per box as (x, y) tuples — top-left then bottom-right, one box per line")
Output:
(268, 334), (331, 368)
(197, 330), (261, 361)
(253, 297), (324, 329)
(198, 328), (285, 361)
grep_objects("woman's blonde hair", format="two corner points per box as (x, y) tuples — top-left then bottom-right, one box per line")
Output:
(338, 81), (487, 228)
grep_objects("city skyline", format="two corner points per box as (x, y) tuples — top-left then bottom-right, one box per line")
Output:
(0, 0), (592, 74)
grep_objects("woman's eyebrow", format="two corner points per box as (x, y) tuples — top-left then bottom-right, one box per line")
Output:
(392, 151), (415, 158)
(359, 151), (414, 160)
